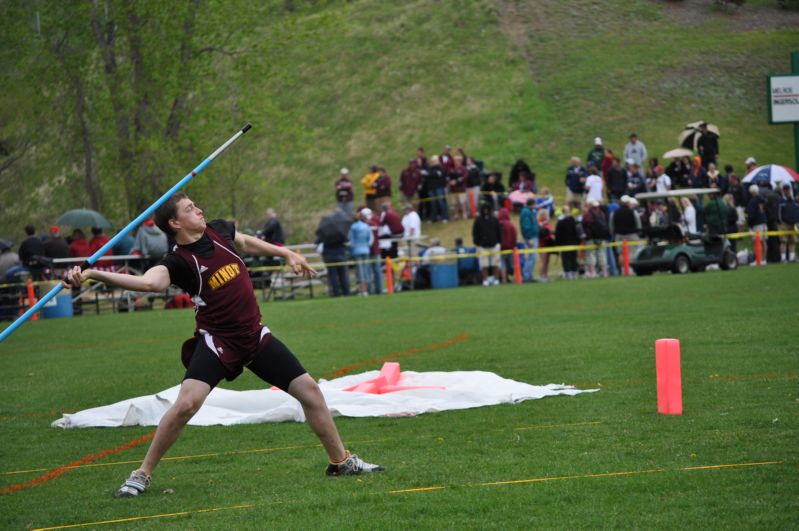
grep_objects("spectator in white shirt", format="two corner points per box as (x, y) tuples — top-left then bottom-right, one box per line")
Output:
(401, 203), (422, 238)
(584, 164), (604, 204)
(655, 165), (672, 193)
(681, 197), (697, 234)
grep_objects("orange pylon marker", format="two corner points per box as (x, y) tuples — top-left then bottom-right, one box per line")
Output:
(385, 256), (394, 295)
(655, 338), (682, 415)
(26, 278), (38, 321)
(754, 232), (762, 266)
(468, 190), (477, 218)
(622, 240), (630, 276)
(513, 248), (522, 284)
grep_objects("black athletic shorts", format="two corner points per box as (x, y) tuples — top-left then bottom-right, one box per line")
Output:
(184, 335), (307, 391)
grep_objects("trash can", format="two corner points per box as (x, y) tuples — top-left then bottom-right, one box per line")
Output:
(430, 263), (458, 289)
(41, 282), (73, 319)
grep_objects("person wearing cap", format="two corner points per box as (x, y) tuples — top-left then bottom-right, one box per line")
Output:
(335, 168), (355, 217)
(744, 157), (758, 176)
(586, 137), (605, 170)
(777, 183), (798, 262)
(623, 133), (648, 169)
(348, 208), (374, 297)
(582, 199), (610, 278)
(44, 225), (70, 260)
(610, 195), (642, 256)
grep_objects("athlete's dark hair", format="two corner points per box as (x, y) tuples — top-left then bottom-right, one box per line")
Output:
(155, 192), (189, 236)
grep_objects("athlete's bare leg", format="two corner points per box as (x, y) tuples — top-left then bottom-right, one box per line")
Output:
(287, 373), (347, 463)
(139, 378), (212, 475)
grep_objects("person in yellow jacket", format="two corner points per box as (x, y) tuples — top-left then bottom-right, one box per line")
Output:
(362, 165), (379, 210)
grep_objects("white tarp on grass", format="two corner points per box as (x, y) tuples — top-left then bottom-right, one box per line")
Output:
(52, 370), (598, 428)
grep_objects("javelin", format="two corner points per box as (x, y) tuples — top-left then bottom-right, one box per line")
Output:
(0, 123), (252, 344)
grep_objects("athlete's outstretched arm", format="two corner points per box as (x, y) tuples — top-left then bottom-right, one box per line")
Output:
(233, 232), (316, 278)
(62, 265), (172, 293)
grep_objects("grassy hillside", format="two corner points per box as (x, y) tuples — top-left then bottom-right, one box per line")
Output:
(211, 0), (798, 241)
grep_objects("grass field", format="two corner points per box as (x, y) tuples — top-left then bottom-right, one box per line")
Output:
(0, 265), (797, 529)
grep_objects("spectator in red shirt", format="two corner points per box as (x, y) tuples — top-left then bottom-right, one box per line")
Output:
(440, 145), (455, 174)
(89, 227), (114, 270)
(400, 159), (422, 208)
(374, 167), (393, 210)
(497, 208), (518, 284)
(378, 203), (404, 259)
(68, 229), (91, 259)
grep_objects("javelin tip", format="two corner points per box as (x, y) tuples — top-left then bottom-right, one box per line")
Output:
(241, 123), (252, 134)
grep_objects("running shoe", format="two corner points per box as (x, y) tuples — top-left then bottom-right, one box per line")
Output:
(326, 453), (385, 476)
(115, 470), (151, 497)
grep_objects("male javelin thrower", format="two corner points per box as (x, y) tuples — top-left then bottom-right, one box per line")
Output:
(63, 192), (384, 497)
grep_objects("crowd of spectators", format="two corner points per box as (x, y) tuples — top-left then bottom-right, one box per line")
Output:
(4, 129), (798, 302)
(0, 220), (169, 284)
(320, 131), (798, 292)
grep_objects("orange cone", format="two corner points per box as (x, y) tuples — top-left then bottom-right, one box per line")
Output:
(468, 190), (477, 217)
(385, 256), (394, 295)
(754, 232), (762, 266)
(513, 248), (522, 284)
(655, 338), (682, 415)
(622, 240), (630, 276)
(27, 278), (38, 321)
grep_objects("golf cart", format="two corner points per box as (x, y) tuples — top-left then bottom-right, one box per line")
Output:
(631, 188), (738, 275)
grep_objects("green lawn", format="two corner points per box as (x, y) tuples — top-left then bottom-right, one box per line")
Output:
(0, 264), (797, 529)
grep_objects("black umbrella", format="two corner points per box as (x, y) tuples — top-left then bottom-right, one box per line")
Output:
(315, 208), (352, 246)
(56, 209), (112, 228)
(678, 121), (720, 151)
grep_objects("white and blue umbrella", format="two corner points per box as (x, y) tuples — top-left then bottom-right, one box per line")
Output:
(741, 164), (799, 189)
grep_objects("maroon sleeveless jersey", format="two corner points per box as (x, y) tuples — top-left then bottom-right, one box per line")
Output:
(174, 226), (269, 376)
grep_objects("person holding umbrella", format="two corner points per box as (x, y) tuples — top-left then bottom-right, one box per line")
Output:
(697, 122), (719, 168)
